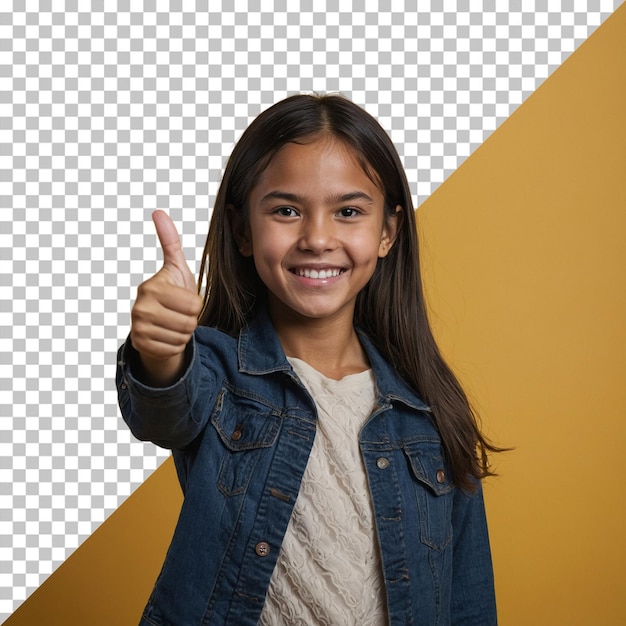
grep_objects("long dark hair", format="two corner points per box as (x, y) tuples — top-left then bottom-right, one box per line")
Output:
(198, 94), (501, 490)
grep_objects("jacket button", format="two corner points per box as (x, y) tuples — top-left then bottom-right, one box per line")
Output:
(376, 457), (390, 470)
(436, 470), (446, 483)
(255, 541), (270, 557)
(231, 427), (242, 441)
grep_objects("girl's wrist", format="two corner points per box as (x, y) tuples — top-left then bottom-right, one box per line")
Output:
(136, 349), (188, 388)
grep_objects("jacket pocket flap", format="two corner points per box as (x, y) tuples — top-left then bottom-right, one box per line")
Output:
(211, 386), (282, 451)
(403, 444), (454, 496)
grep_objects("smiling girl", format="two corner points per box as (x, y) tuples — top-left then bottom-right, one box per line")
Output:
(117, 94), (499, 625)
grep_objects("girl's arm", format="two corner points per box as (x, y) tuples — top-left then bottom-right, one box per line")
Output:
(116, 211), (207, 449)
(116, 332), (215, 450)
(450, 481), (498, 625)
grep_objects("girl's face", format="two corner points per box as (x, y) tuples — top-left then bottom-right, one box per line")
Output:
(238, 135), (399, 328)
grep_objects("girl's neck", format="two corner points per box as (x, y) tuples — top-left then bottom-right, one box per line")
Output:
(270, 310), (370, 381)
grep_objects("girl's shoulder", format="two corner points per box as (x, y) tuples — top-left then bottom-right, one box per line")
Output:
(193, 316), (290, 378)
(195, 324), (239, 346)
(192, 325), (240, 374)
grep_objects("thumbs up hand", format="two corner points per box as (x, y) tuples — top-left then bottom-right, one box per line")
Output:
(130, 211), (204, 386)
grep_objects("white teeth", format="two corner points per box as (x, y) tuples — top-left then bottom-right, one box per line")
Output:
(296, 268), (341, 279)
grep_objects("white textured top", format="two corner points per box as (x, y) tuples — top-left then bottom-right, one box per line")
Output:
(259, 357), (388, 626)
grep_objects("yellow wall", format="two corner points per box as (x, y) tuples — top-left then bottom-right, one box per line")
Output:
(6, 6), (626, 625)
(418, 6), (626, 624)
(5, 459), (182, 625)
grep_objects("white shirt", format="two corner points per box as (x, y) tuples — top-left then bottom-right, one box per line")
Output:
(259, 357), (388, 626)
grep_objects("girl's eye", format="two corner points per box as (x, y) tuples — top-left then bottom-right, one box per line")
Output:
(275, 206), (298, 217)
(338, 207), (360, 218)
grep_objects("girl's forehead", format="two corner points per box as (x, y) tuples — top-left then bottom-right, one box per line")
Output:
(284, 134), (357, 160)
(257, 134), (384, 194)
(275, 135), (355, 163)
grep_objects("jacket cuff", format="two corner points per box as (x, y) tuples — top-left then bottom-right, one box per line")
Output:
(116, 335), (199, 418)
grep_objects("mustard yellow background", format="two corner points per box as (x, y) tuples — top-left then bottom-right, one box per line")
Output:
(417, 6), (626, 623)
(7, 5), (626, 624)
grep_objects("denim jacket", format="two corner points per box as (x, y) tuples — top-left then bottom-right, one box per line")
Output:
(116, 309), (497, 625)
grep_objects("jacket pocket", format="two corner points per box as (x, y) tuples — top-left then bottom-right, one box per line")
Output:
(403, 442), (454, 551)
(211, 384), (282, 497)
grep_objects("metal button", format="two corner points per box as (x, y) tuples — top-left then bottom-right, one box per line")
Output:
(436, 470), (446, 484)
(255, 541), (270, 557)
(231, 427), (242, 441)
(376, 457), (390, 470)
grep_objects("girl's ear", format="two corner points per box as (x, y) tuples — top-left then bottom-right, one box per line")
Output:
(378, 205), (403, 258)
(228, 204), (253, 257)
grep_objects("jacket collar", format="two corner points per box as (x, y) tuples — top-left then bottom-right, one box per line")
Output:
(238, 308), (430, 413)
(237, 307), (292, 376)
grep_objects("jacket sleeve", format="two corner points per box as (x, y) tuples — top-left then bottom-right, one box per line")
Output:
(116, 334), (217, 450)
(450, 480), (498, 625)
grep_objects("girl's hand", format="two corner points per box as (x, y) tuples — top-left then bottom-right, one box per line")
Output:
(129, 210), (204, 386)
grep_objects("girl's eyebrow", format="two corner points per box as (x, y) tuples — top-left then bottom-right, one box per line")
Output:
(326, 191), (375, 205)
(259, 191), (302, 205)
(259, 190), (375, 206)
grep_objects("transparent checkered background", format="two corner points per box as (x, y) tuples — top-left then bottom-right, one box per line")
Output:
(1, 0), (621, 619)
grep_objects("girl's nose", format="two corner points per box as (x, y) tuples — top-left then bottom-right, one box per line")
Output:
(298, 215), (336, 253)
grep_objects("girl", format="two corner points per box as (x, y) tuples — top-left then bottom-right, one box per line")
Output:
(117, 94), (499, 625)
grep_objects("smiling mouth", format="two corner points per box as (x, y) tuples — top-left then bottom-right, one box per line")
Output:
(291, 267), (346, 279)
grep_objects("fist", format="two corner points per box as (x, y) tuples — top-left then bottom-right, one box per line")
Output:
(130, 211), (204, 379)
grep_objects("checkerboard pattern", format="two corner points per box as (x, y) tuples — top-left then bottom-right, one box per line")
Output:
(1, 1), (620, 618)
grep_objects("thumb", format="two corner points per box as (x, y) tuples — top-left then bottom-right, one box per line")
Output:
(152, 210), (196, 291)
